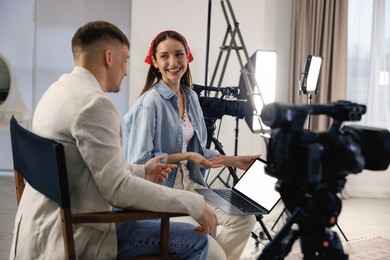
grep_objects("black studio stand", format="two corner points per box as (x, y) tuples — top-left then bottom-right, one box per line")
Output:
(203, 0), (274, 247)
(205, 117), (239, 186)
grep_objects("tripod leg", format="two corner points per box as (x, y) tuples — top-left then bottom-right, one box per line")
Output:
(207, 166), (233, 187)
(253, 215), (273, 241)
(336, 223), (349, 242)
(257, 208), (303, 260)
(271, 207), (287, 232)
(259, 218), (273, 241)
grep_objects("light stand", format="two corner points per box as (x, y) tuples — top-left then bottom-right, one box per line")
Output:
(205, 0), (271, 188)
(269, 55), (322, 235)
(270, 205), (290, 232)
(301, 55), (322, 129)
(270, 55), (349, 242)
(301, 86), (350, 243)
(203, 0), (274, 244)
(270, 54), (321, 223)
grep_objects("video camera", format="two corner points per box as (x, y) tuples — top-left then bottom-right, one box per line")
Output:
(258, 100), (390, 260)
(261, 100), (390, 185)
(193, 84), (247, 120)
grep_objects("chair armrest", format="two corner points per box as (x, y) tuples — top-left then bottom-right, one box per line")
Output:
(71, 210), (188, 224)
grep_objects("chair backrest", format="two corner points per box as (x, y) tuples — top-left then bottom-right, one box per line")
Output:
(9, 116), (184, 260)
(10, 116), (70, 208)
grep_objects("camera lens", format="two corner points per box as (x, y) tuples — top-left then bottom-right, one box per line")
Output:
(342, 125), (390, 171)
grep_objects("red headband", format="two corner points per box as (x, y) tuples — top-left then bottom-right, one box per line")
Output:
(144, 30), (194, 66)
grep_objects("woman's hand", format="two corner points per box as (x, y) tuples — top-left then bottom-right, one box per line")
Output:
(220, 154), (261, 170)
(144, 155), (178, 183)
(188, 153), (224, 169)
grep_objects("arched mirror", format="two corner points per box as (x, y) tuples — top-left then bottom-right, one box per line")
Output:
(0, 53), (30, 130)
(0, 56), (11, 105)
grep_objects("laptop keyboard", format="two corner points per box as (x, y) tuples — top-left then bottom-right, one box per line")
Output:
(213, 189), (260, 213)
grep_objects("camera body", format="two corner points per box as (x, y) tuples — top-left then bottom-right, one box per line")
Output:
(193, 84), (247, 120)
(198, 96), (246, 120)
(261, 100), (390, 186)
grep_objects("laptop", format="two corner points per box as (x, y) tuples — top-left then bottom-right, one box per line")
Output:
(195, 158), (281, 215)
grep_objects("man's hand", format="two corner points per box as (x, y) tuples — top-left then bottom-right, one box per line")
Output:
(144, 155), (177, 183)
(194, 204), (218, 235)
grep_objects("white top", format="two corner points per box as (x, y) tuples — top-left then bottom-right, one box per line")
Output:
(181, 109), (195, 154)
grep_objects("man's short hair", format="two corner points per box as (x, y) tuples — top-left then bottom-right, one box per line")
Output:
(71, 20), (130, 54)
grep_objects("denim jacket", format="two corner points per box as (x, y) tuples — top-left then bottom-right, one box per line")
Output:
(123, 80), (219, 187)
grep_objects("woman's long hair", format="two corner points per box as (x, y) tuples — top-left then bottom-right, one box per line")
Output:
(140, 31), (193, 96)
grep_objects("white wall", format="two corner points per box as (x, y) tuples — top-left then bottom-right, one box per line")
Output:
(0, 0), (35, 171)
(346, 169), (390, 198)
(0, 0), (132, 170)
(1, 0), (293, 173)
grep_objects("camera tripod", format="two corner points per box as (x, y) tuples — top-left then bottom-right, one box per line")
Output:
(258, 179), (349, 260)
(204, 116), (239, 186)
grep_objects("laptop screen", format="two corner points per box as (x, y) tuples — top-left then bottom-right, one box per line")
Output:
(233, 159), (280, 211)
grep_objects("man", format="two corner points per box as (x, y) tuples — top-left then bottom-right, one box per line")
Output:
(9, 20), (217, 260)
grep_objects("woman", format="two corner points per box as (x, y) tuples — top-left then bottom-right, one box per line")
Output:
(123, 30), (258, 260)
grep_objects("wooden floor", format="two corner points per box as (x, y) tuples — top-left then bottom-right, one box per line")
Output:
(1, 173), (390, 259)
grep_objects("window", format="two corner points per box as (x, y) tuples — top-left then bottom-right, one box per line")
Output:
(347, 0), (390, 129)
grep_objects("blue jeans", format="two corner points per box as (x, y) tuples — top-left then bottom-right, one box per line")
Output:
(116, 219), (208, 259)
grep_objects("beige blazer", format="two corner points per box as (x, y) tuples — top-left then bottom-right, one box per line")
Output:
(9, 67), (205, 260)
